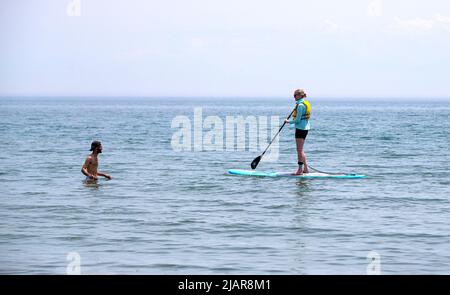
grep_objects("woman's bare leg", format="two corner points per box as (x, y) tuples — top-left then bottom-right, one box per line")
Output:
(302, 151), (309, 173)
(295, 138), (305, 175)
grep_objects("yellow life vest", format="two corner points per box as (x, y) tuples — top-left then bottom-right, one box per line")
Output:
(292, 99), (311, 120)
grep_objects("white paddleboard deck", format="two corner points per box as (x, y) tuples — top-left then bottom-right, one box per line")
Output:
(228, 169), (366, 179)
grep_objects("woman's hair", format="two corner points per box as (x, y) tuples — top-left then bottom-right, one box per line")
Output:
(294, 89), (306, 98)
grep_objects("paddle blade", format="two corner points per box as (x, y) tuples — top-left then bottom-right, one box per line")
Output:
(251, 156), (261, 170)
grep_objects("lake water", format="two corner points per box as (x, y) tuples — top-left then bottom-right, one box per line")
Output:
(1, 97), (449, 274)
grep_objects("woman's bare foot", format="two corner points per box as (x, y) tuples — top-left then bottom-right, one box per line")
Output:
(294, 168), (304, 175)
(293, 162), (304, 175)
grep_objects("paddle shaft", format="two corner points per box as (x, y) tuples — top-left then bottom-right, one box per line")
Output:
(260, 107), (296, 156)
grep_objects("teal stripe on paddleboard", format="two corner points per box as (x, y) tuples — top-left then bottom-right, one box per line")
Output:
(228, 169), (366, 179)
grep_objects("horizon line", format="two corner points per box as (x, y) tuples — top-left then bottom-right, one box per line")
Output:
(1, 95), (450, 101)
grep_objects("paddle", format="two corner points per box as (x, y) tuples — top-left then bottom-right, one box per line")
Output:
(251, 106), (297, 169)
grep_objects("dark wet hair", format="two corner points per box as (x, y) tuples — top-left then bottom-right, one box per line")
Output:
(90, 140), (101, 151)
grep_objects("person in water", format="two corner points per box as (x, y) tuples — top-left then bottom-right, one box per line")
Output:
(81, 141), (112, 182)
(285, 89), (311, 175)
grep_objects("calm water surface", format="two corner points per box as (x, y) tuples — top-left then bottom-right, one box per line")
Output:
(1, 97), (449, 274)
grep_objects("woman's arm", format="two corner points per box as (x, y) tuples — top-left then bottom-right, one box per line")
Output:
(288, 104), (302, 124)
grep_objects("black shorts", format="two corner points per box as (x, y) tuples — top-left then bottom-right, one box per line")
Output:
(295, 129), (308, 139)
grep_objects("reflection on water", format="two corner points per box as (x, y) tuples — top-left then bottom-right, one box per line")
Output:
(294, 179), (311, 193)
(83, 181), (101, 189)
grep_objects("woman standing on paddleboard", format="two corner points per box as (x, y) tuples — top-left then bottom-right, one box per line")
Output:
(285, 89), (311, 175)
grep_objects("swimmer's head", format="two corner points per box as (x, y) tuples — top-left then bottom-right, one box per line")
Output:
(90, 140), (102, 153)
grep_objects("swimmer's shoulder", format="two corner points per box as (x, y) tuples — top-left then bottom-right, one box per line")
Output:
(84, 154), (94, 163)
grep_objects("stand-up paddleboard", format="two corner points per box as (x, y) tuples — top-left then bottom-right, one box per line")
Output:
(228, 169), (366, 179)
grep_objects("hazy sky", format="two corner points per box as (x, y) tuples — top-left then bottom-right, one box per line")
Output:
(1, 0), (450, 98)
